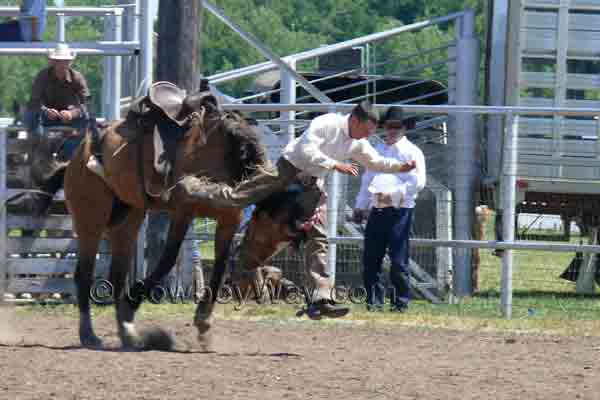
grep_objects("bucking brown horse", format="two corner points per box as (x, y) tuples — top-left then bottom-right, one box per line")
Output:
(62, 83), (298, 350)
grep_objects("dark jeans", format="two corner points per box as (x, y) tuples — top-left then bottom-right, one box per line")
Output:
(0, 20), (23, 41)
(24, 110), (86, 160)
(363, 207), (414, 309)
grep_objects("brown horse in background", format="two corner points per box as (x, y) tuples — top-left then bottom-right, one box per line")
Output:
(63, 88), (274, 350)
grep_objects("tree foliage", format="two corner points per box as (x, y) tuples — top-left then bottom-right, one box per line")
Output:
(0, 0), (487, 116)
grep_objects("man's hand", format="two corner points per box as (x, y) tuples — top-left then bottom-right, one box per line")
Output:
(352, 209), (365, 224)
(45, 108), (60, 120)
(394, 160), (416, 173)
(334, 162), (359, 176)
(60, 110), (74, 122)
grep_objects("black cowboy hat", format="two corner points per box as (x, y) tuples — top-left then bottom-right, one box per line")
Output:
(381, 106), (417, 129)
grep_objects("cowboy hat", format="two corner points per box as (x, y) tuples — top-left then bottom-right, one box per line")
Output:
(48, 43), (76, 61)
(381, 106), (404, 128)
(381, 106), (417, 129)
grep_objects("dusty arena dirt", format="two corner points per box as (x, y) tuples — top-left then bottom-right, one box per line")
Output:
(0, 309), (599, 400)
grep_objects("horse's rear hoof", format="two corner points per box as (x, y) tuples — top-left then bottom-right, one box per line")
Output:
(195, 317), (212, 335)
(80, 334), (103, 349)
(197, 331), (213, 352)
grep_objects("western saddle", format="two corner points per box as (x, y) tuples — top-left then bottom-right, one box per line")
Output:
(124, 79), (219, 203)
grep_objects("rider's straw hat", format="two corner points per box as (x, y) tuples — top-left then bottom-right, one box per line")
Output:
(48, 43), (76, 61)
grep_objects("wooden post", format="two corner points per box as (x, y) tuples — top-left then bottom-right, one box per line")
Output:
(0, 128), (6, 304)
(576, 227), (598, 295)
(146, 0), (203, 289)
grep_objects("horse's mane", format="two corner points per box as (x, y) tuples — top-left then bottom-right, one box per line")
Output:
(220, 112), (269, 183)
(183, 88), (269, 183)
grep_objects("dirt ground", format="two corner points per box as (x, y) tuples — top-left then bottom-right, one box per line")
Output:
(0, 309), (599, 400)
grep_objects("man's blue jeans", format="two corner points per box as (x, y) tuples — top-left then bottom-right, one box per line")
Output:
(362, 207), (414, 309)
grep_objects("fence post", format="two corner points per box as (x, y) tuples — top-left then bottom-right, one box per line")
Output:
(280, 59), (296, 144)
(452, 9), (480, 296)
(133, 0), (154, 282)
(102, 11), (123, 120)
(56, 13), (66, 42)
(102, 15), (111, 118)
(111, 11), (123, 119)
(139, 0), (154, 95)
(486, 0), (509, 181)
(0, 128), (6, 304)
(327, 103), (340, 286)
(327, 170), (340, 285)
(501, 113), (518, 319)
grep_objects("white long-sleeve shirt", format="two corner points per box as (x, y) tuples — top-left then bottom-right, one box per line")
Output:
(282, 113), (406, 187)
(355, 137), (426, 209)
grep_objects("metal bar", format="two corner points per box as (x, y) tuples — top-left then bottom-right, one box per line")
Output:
(134, 0), (153, 281)
(236, 43), (454, 104)
(0, 6), (125, 17)
(111, 13), (123, 119)
(524, 1), (600, 11)
(102, 17), (111, 118)
(56, 14), (66, 42)
(139, 0), (153, 94)
(201, 0), (332, 103)
(280, 60), (297, 144)
(294, 59), (452, 103)
(235, 64), (369, 103)
(328, 237), (600, 253)
(220, 103), (600, 117)
(0, 42), (140, 56)
(486, 0), (508, 182)
(208, 11), (466, 84)
(339, 88), (448, 108)
(501, 114), (518, 319)
(327, 171), (340, 285)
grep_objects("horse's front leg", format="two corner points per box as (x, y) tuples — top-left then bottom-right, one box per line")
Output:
(116, 211), (191, 350)
(194, 214), (241, 338)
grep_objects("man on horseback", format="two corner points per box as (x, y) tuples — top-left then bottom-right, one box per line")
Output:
(179, 101), (417, 319)
(8, 43), (91, 216)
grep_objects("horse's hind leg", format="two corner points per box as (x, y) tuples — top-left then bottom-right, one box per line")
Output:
(108, 208), (147, 349)
(194, 215), (240, 337)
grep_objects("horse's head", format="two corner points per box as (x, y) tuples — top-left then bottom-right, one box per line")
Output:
(180, 91), (269, 183)
(238, 184), (321, 271)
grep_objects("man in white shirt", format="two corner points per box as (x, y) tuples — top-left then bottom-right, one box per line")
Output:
(353, 107), (426, 312)
(188, 101), (416, 319)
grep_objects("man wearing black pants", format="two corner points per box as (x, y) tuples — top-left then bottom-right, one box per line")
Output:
(354, 107), (426, 312)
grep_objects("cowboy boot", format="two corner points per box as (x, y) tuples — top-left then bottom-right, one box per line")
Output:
(6, 172), (61, 217)
(306, 299), (350, 320)
(6, 133), (64, 217)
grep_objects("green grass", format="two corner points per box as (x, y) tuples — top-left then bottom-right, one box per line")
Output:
(8, 212), (600, 337)
(12, 300), (600, 337)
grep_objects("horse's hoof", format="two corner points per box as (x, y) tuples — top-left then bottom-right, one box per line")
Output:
(195, 317), (212, 335)
(80, 335), (103, 349)
(197, 331), (213, 352)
